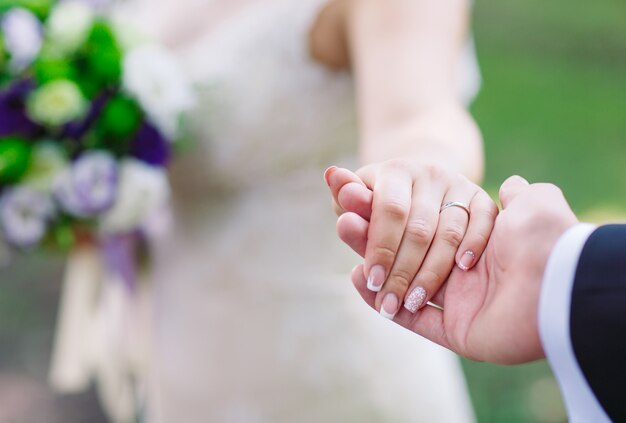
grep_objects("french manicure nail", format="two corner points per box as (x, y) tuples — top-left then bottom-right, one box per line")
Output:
(324, 166), (337, 186)
(367, 265), (385, 292)
(380, 293), (399, 320)
(404, 286), (427, 313)
(458, 250), (476, 271)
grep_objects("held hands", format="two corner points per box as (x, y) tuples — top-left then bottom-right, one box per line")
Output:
(325, 160), (498, 319)
(327, 165), (579, 364)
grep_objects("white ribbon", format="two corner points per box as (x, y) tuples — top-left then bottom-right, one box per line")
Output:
(48, 245), (152, 423)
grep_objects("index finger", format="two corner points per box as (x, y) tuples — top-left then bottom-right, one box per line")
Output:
(325, 166), (371, 216)
(363, 166), (413, 292)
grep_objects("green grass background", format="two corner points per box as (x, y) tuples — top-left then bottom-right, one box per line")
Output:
(462, 0), (626, 422)
(473, 0), (626, 214)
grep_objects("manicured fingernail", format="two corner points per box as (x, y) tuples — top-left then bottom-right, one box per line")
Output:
(367, 265), (385, 292)
(380, 293), (399, 320)
(458, 250), (476, 271)
(324, 166), (337, 186)
(404, 286), (427, 313)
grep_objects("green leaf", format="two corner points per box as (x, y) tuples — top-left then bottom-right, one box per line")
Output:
(52, 222), (75, 251)
(0, 137), (32, 183)
(98, 94), (141, 139)
(32, 56), (77, 84)
(75, 20), (122, 94)
(0, 0), (53, 20)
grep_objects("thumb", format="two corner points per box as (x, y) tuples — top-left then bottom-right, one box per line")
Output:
(499, 175), (530, 209)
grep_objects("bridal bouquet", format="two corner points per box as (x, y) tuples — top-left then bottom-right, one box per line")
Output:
(0, 0), (193, 267)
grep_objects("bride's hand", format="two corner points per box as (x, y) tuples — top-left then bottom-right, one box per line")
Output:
(325, 160), (498, 319)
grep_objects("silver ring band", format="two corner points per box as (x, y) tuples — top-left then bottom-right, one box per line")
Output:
(440, 201), (470, 216)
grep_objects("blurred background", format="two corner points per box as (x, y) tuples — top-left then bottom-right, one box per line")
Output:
(2, 0), (626, 421)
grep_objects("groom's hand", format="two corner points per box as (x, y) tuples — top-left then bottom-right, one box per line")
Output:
(347, 175), (579, 364)
(456, 175), (579, 363)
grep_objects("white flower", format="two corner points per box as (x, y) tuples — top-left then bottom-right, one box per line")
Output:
(0, 186), (54, 248)
(1, 8), (42, 71)
(100, 159), (169, 234)
(23, 142), (68, 192)
(123, 45), (194, 139)
(46, 0), (94, 55)
(109, 15), (149, 51)
(27, 79), (87, 126)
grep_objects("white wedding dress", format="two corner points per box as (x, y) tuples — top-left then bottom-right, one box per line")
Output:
(51, 0), (481, 421)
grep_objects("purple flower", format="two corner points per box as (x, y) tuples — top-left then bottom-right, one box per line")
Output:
(0, 80), (42, 138)
(55, 151), (118, 217)
(63, 91), (111, 141)
(130, 121), (171, 166)
(0, 186), (54, 248)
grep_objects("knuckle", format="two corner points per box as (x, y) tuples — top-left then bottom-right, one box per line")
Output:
(422, 163), (446, 181)
(404, 218), (434, 245)
(373, 245), (397, 264)
(526, 184), (569, 220)
(381, 200), (409, 221)
(535, 183), (563, 198)
(471, 230), (490, 248)
(387, 268), (414, 290)
(539, 182), (560, 192)
(440, 223), (465, 247)
(418, 269), (443, 288)
(385, 158), (410, 172)
(477, 193), (500, 218)
(452, 172), (469, 186)
(473, 202), (499, 223)
(464, 232), (491, 253)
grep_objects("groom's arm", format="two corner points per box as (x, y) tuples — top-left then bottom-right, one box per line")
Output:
(540, 224), (626, 422)
(571, 225), (626, 421)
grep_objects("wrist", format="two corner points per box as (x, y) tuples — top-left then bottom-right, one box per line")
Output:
(359, 106), (484, 182)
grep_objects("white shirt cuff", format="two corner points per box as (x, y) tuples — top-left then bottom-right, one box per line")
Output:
(539, 223), (610, 423)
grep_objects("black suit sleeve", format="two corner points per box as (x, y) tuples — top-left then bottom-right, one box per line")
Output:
(570, 224), (626, 422)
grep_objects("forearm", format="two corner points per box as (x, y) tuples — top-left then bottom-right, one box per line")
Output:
(345, 0), (484, 182)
